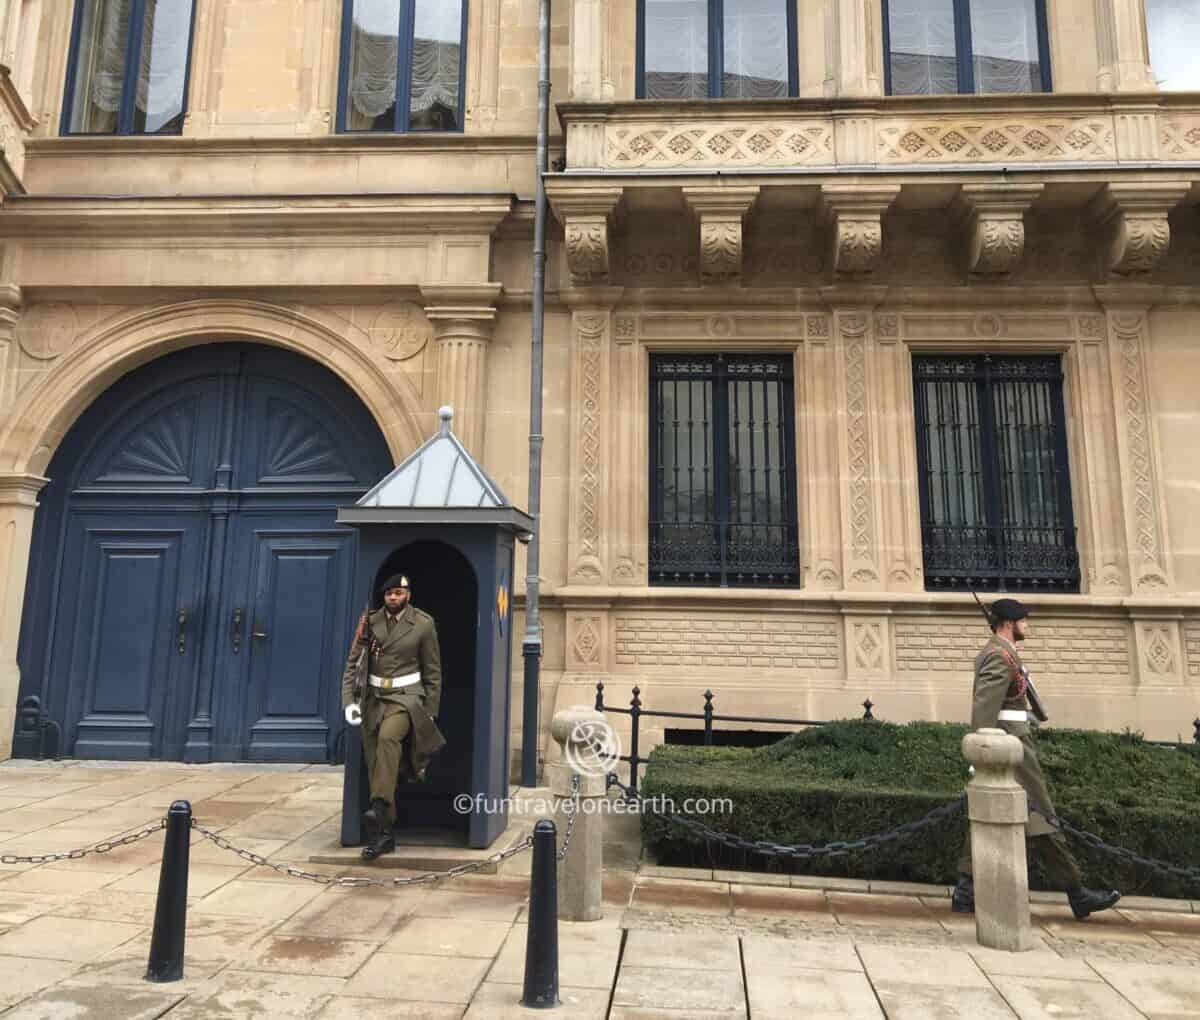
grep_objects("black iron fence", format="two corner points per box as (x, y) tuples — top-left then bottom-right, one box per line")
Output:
(594, 681), (877, 795)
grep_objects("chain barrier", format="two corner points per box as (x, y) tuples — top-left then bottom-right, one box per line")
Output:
(1030, 805), (1200, 885)
(606, 773), (964, 860)
(555, 773), (580, 861)
(0, 819), (166, 865)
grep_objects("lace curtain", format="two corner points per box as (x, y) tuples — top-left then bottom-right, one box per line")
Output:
(644, 0), (708, 99)
(722, 0), (789, 98)
(887, 0), (958, 94)
(82, 0), (191, 117)
(968, 0), (1040, 92)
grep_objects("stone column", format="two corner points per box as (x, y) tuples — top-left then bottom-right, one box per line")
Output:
(0, 283), (19, 413)
(681, 186), (760, 285)
(1094, 0), (1158, 92)
(570, 0), (613, 100)
(826, 0), (883, 96)
(962, 728), (1035, 953)
(421, 284), (502, 455)
(549, 706), (607, 922)
(0, 472), (48, 759)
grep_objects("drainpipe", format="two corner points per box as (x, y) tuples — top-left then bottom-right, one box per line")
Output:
(522, 0), (551, 788)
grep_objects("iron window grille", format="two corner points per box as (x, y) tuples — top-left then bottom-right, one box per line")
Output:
(650, 353), (800, 588)
(912, 353), (1080, 593)
(636, 0), (798, 100)
(336, 0), (468, 133)
(62, 0), (199, 136)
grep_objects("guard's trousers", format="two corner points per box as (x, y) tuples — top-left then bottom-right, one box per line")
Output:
(957, 830), (1083, 889)
(361, 694), (412, 828)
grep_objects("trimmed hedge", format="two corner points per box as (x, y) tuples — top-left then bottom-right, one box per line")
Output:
(640, 719), (1200, 898)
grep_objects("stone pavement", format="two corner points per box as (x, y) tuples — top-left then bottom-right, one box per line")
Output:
(0, 760), (1197, 1019)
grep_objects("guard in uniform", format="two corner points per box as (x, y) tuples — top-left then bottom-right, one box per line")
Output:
(342, 574), (444, 860)
(953, 597), (1120, 919)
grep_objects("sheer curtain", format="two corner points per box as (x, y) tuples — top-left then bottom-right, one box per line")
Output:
(136, 0), (194, 132)
(347, 0), (401, 129)
(969, 0), (1041, 92)
(644, 0), (708, 98)
(1146, 0), (1200, 90)
(722, 0), (789, 97)
(409, 0), (462, 130)
(887, 0), (958, 93)
(69, 0), (129, 132)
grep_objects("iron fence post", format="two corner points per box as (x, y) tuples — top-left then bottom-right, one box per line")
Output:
(703, 690), (714, 746)
(521, 819), (560, 1008)
(145, 800), (191, 982)
(629, 687), (642, 795)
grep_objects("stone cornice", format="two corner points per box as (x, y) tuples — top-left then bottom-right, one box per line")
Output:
(0, 194), (517, 237)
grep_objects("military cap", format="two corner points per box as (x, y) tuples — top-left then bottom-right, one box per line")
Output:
(989, 597), (1029, 621)
(381, 574), (411, 593)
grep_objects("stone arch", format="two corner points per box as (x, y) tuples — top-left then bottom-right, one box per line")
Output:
(0, 299), (424, 475)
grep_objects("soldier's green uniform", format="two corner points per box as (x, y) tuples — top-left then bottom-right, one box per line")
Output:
(342, 594), (442, 832)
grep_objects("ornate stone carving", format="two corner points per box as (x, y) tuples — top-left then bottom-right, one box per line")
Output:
(1078, 315), (1104, 339)
(16, 303), (78, 361)
(841, 313), (878, 583)
(1141, 625), (1176, 675)
(572, 312), (607, 581)
(875, 314), (898, 339)
(823, 185), (898, 277)
(877, 116), (1115, 164)
(806, 315), (830, 338)
(852, 621), (884, 670)
(682, 186), (760, 285)
(954, 184), (1041, 276)
(368, 302), (431, 361)
(1089, 183), (1189, 276)
(551, 189), (623, 288)
(571, 616), (602, 667)
(614, 316), (636, 338)
(606, 121), (834, 170)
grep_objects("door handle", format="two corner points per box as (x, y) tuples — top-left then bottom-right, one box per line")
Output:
(177, 609), (187, 655)
(231, 607), (243, 654)
(252, 625), (268, 640)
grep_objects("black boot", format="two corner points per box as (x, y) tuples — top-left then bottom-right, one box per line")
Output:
(362, 797), (388, 843)
(951, 875), (975, 914)
(1067, 886), (1120, 919)
(361, 828), (395, 861)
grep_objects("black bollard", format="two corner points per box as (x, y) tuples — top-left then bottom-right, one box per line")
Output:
(145, 800), (192, 983)
(520, 819), (560, 1008)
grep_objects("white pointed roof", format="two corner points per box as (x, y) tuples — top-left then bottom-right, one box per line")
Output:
(338, 407), (533, 534)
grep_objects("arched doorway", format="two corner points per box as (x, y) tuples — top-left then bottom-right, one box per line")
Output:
(16, 343), (394, 762)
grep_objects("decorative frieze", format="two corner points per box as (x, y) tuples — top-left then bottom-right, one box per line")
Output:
(550, 188), (623, 287)
(1088, 183), (1191, 276)
(822, 185), (899, 277)
(604, 120), (834, 170)
(681, 186), (760, 285)
(954, 184), (1043, 276)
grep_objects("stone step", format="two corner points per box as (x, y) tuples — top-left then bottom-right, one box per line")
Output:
(307, 821), (533, 873)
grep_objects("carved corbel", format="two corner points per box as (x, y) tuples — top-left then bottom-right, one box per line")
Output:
(549, 187), (623, 287)
(821, 185), (899, 277)
(953, 184), (1042, 276)
(681, 186), (760, 284)
(1087, 182), (1191, 276)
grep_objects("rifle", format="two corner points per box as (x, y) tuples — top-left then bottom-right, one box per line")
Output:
(349, 602), (371, 704)
(970, 591), (1049, 723)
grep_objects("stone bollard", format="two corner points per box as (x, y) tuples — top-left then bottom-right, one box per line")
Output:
(547, 706), (608, 921)
(962, 728), (1034, 952)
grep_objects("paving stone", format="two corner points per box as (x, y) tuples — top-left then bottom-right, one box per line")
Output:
(642, 864), (714, 881)
(0, 984), (185, 1019)
(631, 877), (732, 915)
(164, 970), (345, 1019)
(1116, 895), (1194, 914)
(314, 996), (463, 1020)
(857, 944), (990, 987)
(5, 866), (121, 895)
(746, 966), (883, 1019)
(871, 982), (1019, 1019)
(790, 875), (873, 893)
(1087, 960), (1200, 1017)
(612, 963), (744, 1014)
(712, 869), (792, 887)
(0, 957), (81, 1011)
(1117, 908), (1200, 938)
(869, 880), (951, 898)
(108, 863), (248, 897)
(730, 883), (835, 920)
(0, 891), (68, 928)
(47, 889), (161, 924)
(0, 915), (145, 961)
(277, 886), (426, 938)
(381, 917), (513, 958)
(827, 892), (943, 929)
(622, 928), (741, 970)
(117, 914), (277, 966)
(741, 933), (860, 973)
(412, 889), (525, 923)
(64, 947), (224, 992)
(489, 921), (622, 988)
(1032, 904), (1156, 944)
(988, 975), (1148, 1019)
(242, 933), (380, 977)
(964, 943), (1096, 981)
(192, 877), (324, 920)
(350, 953), (490, 1003)
(463, 980), (610, 1019)
(610, 1010), (744, 1020)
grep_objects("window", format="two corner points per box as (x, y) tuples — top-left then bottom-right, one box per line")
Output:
(62, 0), (197, 135)
(883, 0), (1051, 94)
(650, 354), (799, 587)
(912, 354), (1079, 593)
(1146, 0), (1200, 90)
(638, 0), (797, 99)
(338, 0), (467, 132)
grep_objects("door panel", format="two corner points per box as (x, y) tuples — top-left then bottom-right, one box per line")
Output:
(57, 515), (205, 759)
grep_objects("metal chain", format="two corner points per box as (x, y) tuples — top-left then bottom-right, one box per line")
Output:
(555, 773), (580, 861)
(0, 819), (166, 865)
(1030, 806), (1200, 885)
(191, 819), (534, 887)
(606, 773), (964, 861)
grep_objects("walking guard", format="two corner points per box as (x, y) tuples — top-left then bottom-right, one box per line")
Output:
(953, 597), (1121, 919)
(342, 573), (446, 860)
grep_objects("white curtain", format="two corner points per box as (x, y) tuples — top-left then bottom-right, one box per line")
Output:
(410, 0), (462, 114)
(644, 0), (708, 99)
(722, 0), (789, 98)
(888, 0), (958, 94)
(968, 0), (1040, 92)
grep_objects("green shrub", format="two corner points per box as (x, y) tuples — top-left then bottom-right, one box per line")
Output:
(640, 719), (1200, 898)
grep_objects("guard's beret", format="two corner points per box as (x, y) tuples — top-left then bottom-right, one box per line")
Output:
(989, 597), (1029, 621)
(381, 574), (410, 593)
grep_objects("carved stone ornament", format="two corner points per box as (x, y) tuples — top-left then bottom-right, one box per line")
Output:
(699, 220), (743, 283)
(368, 302), (432, 361)
(16, 303), (79, 361)
(1089, 182), (1190, 276)
(822, 185), (898, 277)
(565, 219), (610, 285)
(831, 218), (883, 275)
(956, 184), (1042, 276)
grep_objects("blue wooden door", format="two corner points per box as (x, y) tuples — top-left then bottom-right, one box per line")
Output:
(18, 343), (392, 762)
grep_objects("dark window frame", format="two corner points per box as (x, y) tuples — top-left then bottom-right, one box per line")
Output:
(881, 0), (1052, 95)
(649, 352), (800, 588)
(636, 0), (799, 99)
(912, 352), (1080, 593)
(61, 0), (200, 137)
(336, 0), (470, 134)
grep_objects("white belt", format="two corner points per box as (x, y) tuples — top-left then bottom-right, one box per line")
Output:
(997, 709), (1028, 723)
(369, 671), (420, 690)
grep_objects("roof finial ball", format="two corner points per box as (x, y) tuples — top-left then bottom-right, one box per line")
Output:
(438, 405), (454, 436)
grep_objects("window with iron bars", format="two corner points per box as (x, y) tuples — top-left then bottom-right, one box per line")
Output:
(650, 353), (799, 587)
(912, 353), (1080, 593)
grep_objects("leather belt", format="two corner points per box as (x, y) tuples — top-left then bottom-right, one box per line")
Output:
(369, 671), (420, 690)
(997, 709), (1028, 722)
